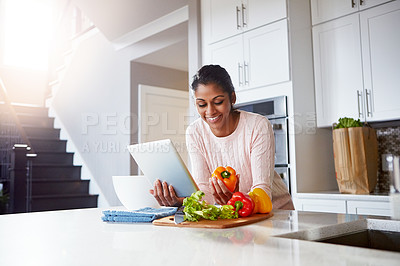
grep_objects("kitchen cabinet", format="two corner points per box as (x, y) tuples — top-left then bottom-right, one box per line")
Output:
(295, 193), (391, 216)
(310, 0), (394, 25)
(205, 19), (290, 91)
(312, 14), (363, 127)
(359, 1), (400, 122)
(313, 0), (400, 127)
(347, 200), (391, 216)
(201, 0), (287, 44)
(296, 198), (347, 214)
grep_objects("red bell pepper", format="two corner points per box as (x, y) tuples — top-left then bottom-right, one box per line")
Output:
(227, 192), (254, 217)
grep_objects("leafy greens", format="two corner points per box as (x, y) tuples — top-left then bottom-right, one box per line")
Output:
(182, 191), (238, 222)
(334, 117), (364, 129)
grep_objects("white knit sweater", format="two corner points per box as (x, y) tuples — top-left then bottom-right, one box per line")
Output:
(186, 110), (293, 209)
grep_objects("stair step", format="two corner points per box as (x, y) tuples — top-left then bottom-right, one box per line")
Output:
(31, 194), (98, 212)
(23, 126), (60, 139)
(34, 152), (74, 165)
(17, 114), (54, 128)
(29, 138), (67, 152)
(32, 165), (81, 179)
(32, 179), (90, 195)
(11, 105), (49, 117)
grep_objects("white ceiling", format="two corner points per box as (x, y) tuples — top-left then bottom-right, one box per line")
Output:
(73, 0), (189, 72)
(135, 39), (188, 72)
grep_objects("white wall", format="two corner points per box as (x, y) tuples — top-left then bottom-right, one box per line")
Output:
(50, 31), (131, 207)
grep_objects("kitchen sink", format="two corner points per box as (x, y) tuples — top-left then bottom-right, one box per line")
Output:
(275, 218), (400, 253)
(318, 229), (400, 252)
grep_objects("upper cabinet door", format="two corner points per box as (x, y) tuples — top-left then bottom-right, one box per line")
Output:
(310, 0), (393, 25)
(313, 14), (364, 127)
(359, 0), (394, 10)
(244, 20), (290, 90)
(311, 0), (359, 25)
(202, 0), (242, 45)
(202, 0), (287, 44)
(245, 0), (287, 30)
(206, 35), (244, 89)
(360, 0), (400, 121)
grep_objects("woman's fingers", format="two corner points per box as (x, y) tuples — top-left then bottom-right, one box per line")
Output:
(209, 177), (232, 205)
(162, 181), (178, 206)
(151, 179), (182, 206)
(155, 179), (170, 206)
(152, 180), (164, 206)
(209, 178), (221, 204)
(168, 185), (181, 206)
(216, 178), (232, 203)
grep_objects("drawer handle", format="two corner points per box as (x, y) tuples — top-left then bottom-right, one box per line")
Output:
(360, 0), (364, 6)
(365, 89), (372, 117)
(238, 63), (243, 86)
(242, 3), (247, 28)
(236, 6), (241, 30)
(244, 61), (249, 85)
(357, 90), (363, 118)
(351, 0), (356, 8)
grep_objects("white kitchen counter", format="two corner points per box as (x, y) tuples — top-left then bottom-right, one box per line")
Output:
(0, 208), (399, 266)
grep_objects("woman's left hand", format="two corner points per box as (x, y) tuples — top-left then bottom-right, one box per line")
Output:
(149, 179), (184, 207)
(209, 174), (240, 205)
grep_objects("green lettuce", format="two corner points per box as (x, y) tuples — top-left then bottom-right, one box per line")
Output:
(334, 117), (364, 129)
(182, 191), (238, 222)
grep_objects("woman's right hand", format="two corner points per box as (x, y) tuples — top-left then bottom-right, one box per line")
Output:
(209, 174), (240, 205)
(149, 179), (184, 207)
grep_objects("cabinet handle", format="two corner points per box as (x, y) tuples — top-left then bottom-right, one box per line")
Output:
(359, 0), (364, 6)
(351, 0), (356, 8)
(238, 63), (243, 86)
(244, 61), (249, 85)
(236, 6), (241, 30)
(357, 90), (363, 118)
(365, 89), (372, 117)
(242, 3), (247, 28)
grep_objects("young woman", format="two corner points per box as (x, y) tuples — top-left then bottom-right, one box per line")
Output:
(150, 65), (294, 210)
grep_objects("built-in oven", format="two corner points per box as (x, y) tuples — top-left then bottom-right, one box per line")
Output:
(235, 96), (290, 193)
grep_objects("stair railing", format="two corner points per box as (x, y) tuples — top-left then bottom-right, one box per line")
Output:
(0, 78), (36, 213)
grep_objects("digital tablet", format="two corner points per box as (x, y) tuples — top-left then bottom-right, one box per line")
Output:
(127, 139), (199, 198)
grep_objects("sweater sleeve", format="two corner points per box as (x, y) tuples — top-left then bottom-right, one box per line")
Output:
(185, 125), (213, 203)
(249, 117), (275, 199)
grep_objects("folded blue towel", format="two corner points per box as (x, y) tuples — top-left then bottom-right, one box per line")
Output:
(101, 207), (177, 223)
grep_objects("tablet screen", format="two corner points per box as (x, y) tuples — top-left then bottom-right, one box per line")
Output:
(128, 139), (199, 198)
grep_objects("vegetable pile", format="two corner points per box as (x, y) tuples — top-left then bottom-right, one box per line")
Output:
(183, 188), (273, 222)
(334, 117), (364, 129)
(183, 191), (238, 222)
(183, 166), (273, 222)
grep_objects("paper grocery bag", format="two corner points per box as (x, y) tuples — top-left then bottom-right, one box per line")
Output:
(332, 126), (378, 194)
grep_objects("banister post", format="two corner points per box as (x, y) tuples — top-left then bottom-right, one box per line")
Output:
(10, 144), (29, 213)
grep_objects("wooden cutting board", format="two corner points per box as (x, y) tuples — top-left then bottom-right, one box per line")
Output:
(152, 212), (273, 229)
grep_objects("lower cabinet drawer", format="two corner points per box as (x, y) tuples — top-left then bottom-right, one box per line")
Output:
(347, 200), (391, 217)
(297, 199), (347, 214)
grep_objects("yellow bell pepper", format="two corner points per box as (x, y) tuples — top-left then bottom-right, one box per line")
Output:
(248, 188), (272, 214)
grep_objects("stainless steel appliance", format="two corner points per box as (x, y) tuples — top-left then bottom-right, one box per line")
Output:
(236, 96), (290, 192)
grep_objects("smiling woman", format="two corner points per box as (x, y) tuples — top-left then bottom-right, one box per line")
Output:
(2, 0), (53, 70)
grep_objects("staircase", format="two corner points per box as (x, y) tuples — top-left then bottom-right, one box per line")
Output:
(11, 104), (98, 212)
